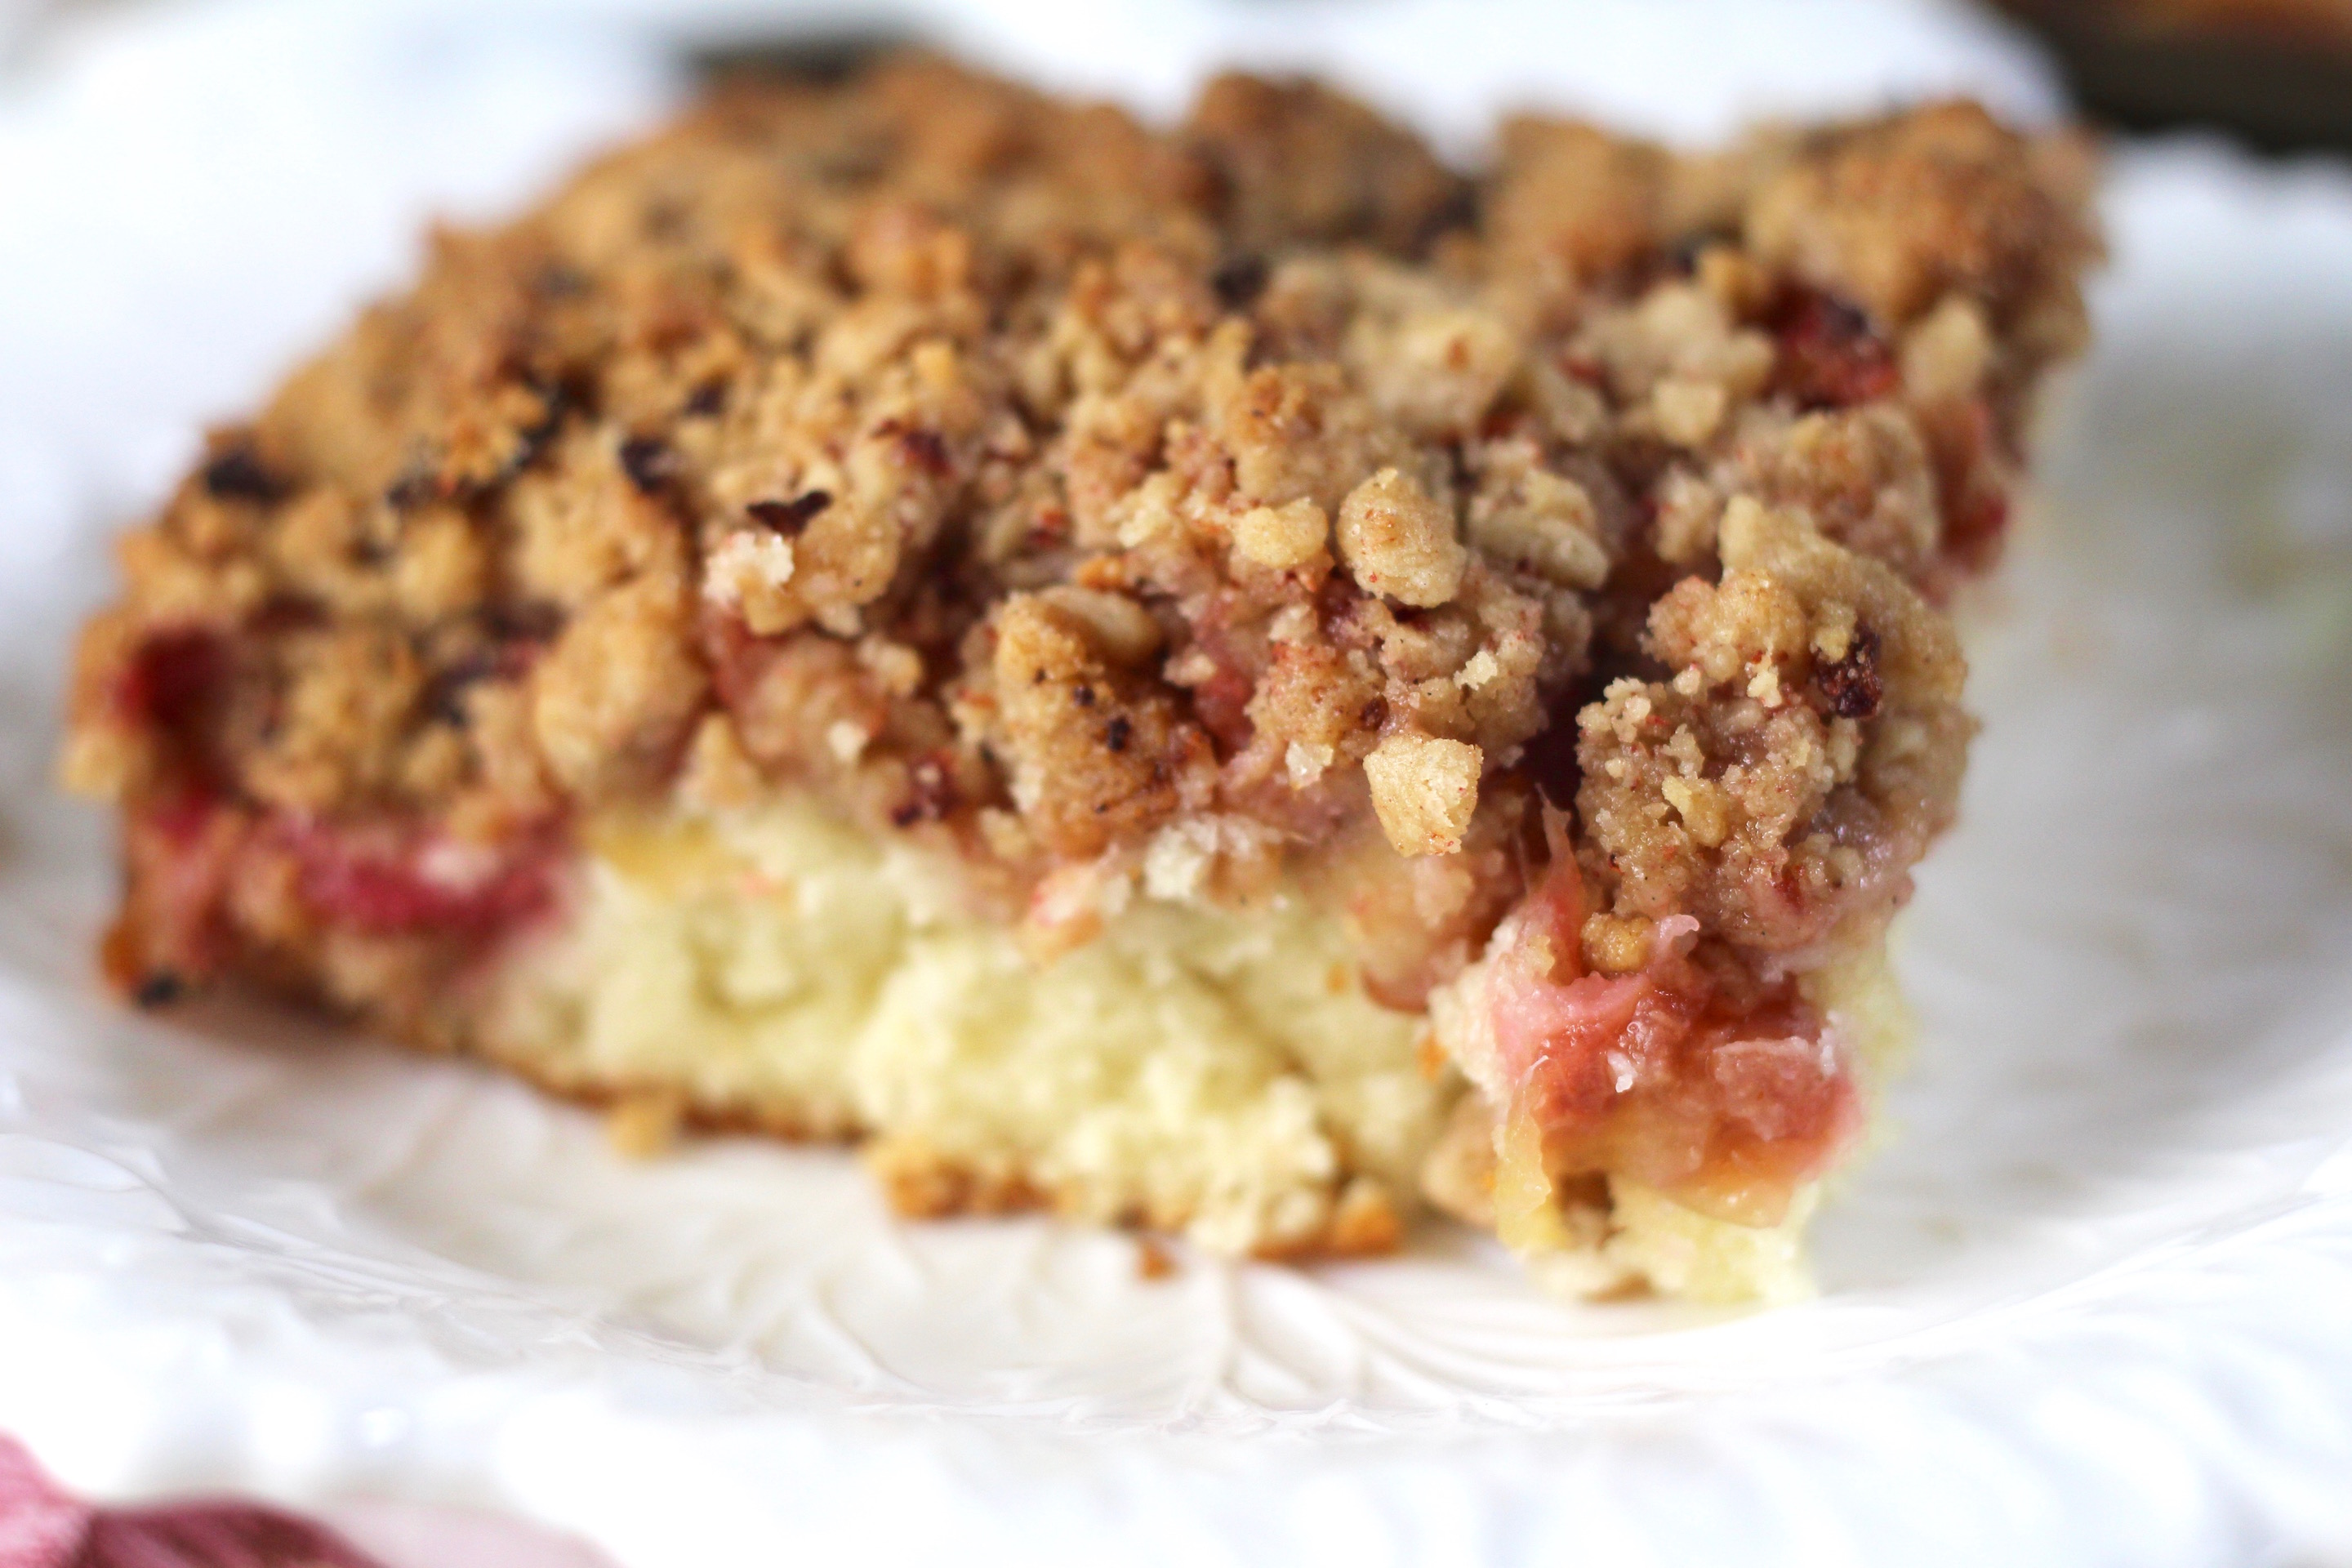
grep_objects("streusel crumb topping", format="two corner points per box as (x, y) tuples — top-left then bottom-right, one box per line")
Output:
(65, 54), (2095, 1054)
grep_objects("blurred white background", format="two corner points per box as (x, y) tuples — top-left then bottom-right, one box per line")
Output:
(4, 6), (2352, 1568)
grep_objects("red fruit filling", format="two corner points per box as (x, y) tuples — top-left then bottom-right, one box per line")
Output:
(115, 628), (228, 730)
(1775, 290), (1900, 411)
(111, 791), (562, 1000)
(273, 817), (561, 937)
(1923, 394), (2015, 575)
(110, 783), (247, 994)
(1486, 860), (1860, 1229)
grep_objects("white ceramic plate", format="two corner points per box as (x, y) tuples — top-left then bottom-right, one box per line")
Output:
(3, 4), (2351, 1564)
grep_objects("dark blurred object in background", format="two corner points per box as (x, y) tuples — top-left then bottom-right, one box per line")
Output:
(1991, 0), (2352, 152)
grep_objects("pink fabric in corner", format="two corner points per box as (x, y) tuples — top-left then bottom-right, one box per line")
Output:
(0, 1439), (90, 1568)
(0, 1437), (378, 1568)
(0, 1438), (612, 1568)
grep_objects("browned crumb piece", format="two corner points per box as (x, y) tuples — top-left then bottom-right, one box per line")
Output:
(607, 1090), (688, 1158)
(1487, 115), (1673, 296)
(1576, 497), (1970, 957)
(985, 590), (1210, 860)
(1183, 73), (1471, 256)
(1746, 101), (2097, 340)
(864, 1134), (1050, 1221)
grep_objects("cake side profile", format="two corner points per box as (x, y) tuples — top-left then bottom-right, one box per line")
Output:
(60, 58), (2096, 1297)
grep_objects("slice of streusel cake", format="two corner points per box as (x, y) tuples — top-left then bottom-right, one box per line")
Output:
(61, 57), (2096, 1301)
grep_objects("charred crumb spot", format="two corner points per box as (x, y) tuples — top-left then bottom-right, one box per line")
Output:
(1209, 252), (1268, 310)
(1661, 224), (1744, 279)
(201, 445), (287, 505)
(425, 674), (476, 728)
(690, 33), (900, 88)
(424, 639), (533, 726)
(641, 200), (688, 241)
(746, 490), (832, 535)
(811, 143), (891, 187)
(1189, 153), (1236, 222)
(1329, 194), (1383, 242)
(1667, 230), (1714, 275)
(133, 971), (186, 1009)
(1103, 715), (1133, 753)
(1074, 685), (1097, 707)
(532, 262), (591, 299)
(1806, 291), (1873, 341)
(1815, 625), (1884, 719)
(684, 381), (727, 417)
(385, 466), (439, 511)
(618, 435), (675, 494)
(501, 382), (571, 483)
(1359, 697), (1388, 729)
(485, 600), (567, 644)
(876, 421), (951, 478)
(1412, 183), (1479, 252)
(889, 755), (960, 826)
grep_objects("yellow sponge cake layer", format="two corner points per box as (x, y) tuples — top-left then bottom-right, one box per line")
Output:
(479, 797), (1450, 1255)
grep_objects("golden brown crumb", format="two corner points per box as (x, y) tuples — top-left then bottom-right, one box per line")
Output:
(1488, 117), (1667, 293)
(987, 592), (1209, 860)
(863, 1134), (1048, 1219)
(1231, 498), (1329, 570)
(1321, 1178), (1406, 1255)
(1577, 497), (1969, 950)
(1135, 1236), (1178, 1279)
(1745, 100), (2096, 333)
(607, 1091), (688, 1158)
(1365, 733), (1483, 856)
(1183, 72), (1468, 255)
(1335, 466), (1468, 607)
